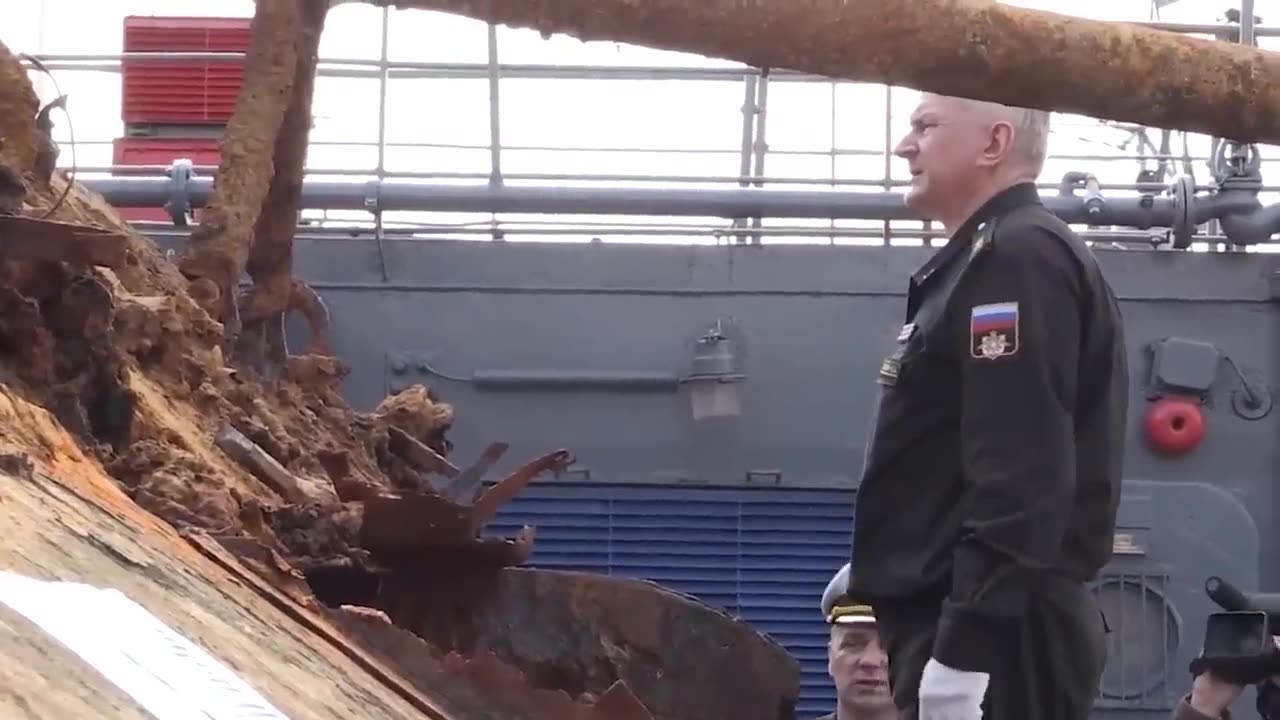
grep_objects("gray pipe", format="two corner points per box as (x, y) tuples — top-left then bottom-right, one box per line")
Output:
(80, 175), (1177, 224)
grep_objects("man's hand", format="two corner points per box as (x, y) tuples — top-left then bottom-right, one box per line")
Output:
(1188, 671), (1244, 718)
(1190, 636), (1280, 717)
(919, 657), (989, 720)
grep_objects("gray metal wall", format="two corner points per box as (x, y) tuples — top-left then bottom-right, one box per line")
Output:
(281, 237), (1277, 501)
(153, 231), (1280, 714)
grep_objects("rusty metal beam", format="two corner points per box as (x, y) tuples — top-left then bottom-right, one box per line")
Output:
(381, 0), (1280, 144)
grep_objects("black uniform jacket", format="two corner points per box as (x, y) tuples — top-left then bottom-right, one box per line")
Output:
(848, 182), (1128, 674)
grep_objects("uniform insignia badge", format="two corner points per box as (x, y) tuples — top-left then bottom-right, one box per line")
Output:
(878, 349), (902, 386)
(969, 302), (1019, 359)
(896, 323), (916, 342)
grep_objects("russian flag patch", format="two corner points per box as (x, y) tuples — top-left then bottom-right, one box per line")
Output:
(970, 301), (1019, 359)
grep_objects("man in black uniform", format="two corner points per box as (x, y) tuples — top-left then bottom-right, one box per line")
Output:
(847, 93), (1128, 720)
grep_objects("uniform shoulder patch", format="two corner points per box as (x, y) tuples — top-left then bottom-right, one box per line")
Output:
(969, 301), (1019, 359)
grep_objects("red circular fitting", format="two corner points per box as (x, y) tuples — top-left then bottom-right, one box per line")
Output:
(1145, 397), (1205, 455)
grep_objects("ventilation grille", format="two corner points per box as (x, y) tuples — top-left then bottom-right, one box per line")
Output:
(1092, 571), (1180, 711)
(121, 16), (252, 126)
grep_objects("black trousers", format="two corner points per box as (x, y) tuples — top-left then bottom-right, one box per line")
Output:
(873, 579), (1107, 720)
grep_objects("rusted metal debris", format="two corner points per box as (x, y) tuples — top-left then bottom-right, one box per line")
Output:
(183, 530), (458, 720)
(333, 594), (657, 720)
(439, 440), (509, 503)
(471, 449), (573, 528)
(358, 445), (569, 567)
(233, 281), (331, 379)
(379, 567), (802, 720)
(178, 0), (309, 331)
(190, 529), (659, 720)
(216, 423), (308, 503)
(387, 425), (461, 478)
(359, 492), (539, 567)
(441, 651), (655, 720)
(0, 214), (127, 267)
(286, 278), (333, 355)
(241, 0), (326, 350)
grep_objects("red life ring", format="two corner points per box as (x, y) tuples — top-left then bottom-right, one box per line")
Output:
(1144, 397), (1205, 455)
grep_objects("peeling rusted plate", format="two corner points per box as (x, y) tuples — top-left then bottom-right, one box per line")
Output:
(331, 606), (641, 720)
(359, 492), (472, 550)
(592, 680), (656, 720)
(0, 215), (128, 267)
(357, 492), (536, 568)
(441, 651), (655, 720)
(380, 567), (801, 720)
(181, 530), (458, 720)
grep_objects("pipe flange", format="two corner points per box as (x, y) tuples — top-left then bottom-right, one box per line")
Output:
(1232, 386), (1273, 420)
(1170, 175), (1195, 249)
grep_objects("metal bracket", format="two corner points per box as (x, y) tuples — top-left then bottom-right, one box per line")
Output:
(364, 180), (390, 280)
(554, 466), (592, 482)
(164, 159), (194, 227)
(745, 470), (782, 486)
(386, 351), (429, 394)
(1231, 386), (1273, 420)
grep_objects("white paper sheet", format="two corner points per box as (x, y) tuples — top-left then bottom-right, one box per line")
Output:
(0, 570), (291, 720)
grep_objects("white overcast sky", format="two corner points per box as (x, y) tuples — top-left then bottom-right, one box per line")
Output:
(3, 0), (1279, 249)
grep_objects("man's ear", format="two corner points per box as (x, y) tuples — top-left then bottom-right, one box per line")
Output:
(977, 121), (1015, 168)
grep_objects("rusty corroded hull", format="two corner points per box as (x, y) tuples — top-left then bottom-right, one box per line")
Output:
(386, 0), (1280, 144)
(379, 567), (801, 720)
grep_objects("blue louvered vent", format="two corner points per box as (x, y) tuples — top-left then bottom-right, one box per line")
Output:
(485, 484), (855, 719)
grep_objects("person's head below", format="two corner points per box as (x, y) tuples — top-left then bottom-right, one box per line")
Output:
(822, 564), (895, 719)
(893, 92), (1051, 232)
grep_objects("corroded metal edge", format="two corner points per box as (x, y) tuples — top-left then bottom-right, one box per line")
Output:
(181, 530), (456, 720)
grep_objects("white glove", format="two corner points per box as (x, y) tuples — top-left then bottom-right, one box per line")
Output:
(918, 657), (989, 720)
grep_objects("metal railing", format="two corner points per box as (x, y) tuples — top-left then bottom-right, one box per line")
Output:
(18, 5), (1280, 246)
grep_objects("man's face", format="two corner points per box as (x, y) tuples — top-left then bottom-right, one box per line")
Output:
(892, 94), (1001, 223)
(828, 623), (893, 712)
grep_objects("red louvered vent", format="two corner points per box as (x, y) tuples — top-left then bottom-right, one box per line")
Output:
(122, 15), (252, 126)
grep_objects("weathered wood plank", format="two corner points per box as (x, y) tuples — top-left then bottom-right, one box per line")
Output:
(383, 0), (1280, 144)
(0, 215), (128, 267)
(0, 437), (439, 719)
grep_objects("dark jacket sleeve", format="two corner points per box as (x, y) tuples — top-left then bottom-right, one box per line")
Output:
(931, 226), (1084, 673)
